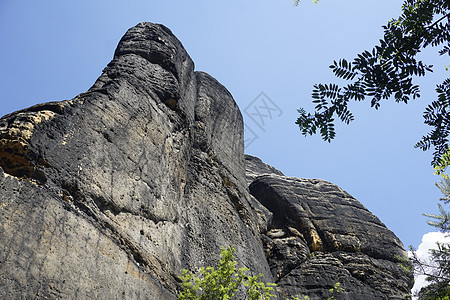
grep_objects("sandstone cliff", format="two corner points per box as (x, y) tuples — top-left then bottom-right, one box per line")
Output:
(0, 22), (412, 299)
(246, 155), (412, 299)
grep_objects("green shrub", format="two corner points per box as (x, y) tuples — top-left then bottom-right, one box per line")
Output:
(178, 246), (342, 300)
(178, 246), (276, 300)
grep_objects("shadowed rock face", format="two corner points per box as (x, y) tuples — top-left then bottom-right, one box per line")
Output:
(246, 155), (413, 300)
(0, 22), (412, 299)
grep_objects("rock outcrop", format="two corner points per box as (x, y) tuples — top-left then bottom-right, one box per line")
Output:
(246, 155), (413, 299)
(0, 22), (412, 299)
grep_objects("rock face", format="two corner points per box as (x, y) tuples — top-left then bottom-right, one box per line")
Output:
(0, 23), (269, 300)
(0, 22), (412, 299)
(246, 155), (413, 299)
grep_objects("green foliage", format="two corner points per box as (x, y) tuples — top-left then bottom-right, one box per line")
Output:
(178, 246), (276, 300)
(409, 174), (450, 299)
(295, 0), (450, 168)
(412, 241), (450, 299)
(418, 283), (450, 299)
(434, 149), (450, 176)
(178, 246), (343, 300)
(396, 254), (414, 276)
(424, 203), (450, 231)
(327, 283), (344, 300)
(424, 177), (450, 232)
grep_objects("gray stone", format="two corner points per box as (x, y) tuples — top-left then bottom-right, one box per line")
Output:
(0, 22), (412, 300)
(249, 174), (413, 299)
(0, 22), (270, 300)
(244, 154), (284, 185)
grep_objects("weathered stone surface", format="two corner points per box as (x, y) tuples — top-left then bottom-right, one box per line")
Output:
(0, 22), (270, 299)
(245, 154), (284, 185)
(247, 165), (413, 299)
(0, 21), (412, 300)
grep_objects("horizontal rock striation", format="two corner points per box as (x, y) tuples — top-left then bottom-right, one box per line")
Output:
(0, 22), (412, 299)
(246, 155), (413, 299)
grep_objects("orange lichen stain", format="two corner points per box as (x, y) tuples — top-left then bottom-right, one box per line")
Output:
(309, 229), (323, 252)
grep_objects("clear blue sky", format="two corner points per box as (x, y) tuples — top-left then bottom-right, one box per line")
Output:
(1, 0), (447, 249)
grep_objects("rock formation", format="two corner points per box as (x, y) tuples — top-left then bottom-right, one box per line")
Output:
(0, 22), (412, 299)
(246, 155), (412, 299)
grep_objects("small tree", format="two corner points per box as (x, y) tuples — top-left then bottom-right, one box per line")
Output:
(294, 0), (450, 169)
(178, 246), (277, 300)
(178, 246), (343, 300)
(409, 177), (450, 299)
